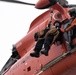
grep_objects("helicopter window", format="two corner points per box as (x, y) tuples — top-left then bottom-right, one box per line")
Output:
(27, 66), (31, 72)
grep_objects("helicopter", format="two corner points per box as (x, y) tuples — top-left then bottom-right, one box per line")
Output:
(0, 0), (76, 75)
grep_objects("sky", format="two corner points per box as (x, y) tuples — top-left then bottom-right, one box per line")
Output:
(0, 0), (47, 71)
(0, 0), (75, 72)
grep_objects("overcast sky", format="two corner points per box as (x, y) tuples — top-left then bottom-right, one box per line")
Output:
(0, 0), (75, 71)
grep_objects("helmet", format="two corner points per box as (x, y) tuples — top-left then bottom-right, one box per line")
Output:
(53, 20), (61, 29)
(68, 7), (76, 17)
(54, 20), (61, 26)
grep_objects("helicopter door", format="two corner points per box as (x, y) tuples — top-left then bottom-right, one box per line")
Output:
(62, 19), (73, 50)
(63, 24), (76, 50)
(70, 26), (76, 48)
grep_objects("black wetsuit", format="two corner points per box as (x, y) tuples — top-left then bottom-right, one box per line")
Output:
(44, 34), (54, 51)
(55, 29), (63, 44)
(34, 28), (50, 53)
(43, 29), (59, 51)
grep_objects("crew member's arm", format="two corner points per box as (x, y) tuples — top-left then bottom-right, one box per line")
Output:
(37, 30), (45, 41)
(34, 30), (44, 41)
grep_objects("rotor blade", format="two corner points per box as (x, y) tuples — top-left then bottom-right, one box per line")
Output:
(0, 0), (35, 6)
(62, 4), (76, 8)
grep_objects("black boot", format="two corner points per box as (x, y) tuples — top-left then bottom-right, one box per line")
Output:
(30, 52), (39, 58)
(41, 50), (49, 56)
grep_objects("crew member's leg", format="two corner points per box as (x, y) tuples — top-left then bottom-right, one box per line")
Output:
(41, 36), (54, 56)
(30, 39), (44, 57)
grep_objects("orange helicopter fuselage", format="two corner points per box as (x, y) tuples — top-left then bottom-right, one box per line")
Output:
(2, 2), (76, 75)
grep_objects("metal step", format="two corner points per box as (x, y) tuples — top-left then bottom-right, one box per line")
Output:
(36, 47), (76, 75)
(41, 47), (76, 71)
